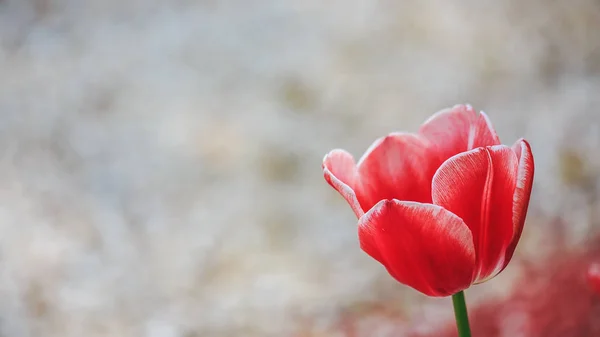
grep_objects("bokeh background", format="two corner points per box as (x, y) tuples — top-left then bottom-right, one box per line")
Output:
(1, 0), (600, 336)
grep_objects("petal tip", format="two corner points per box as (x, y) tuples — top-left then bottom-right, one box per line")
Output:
(512, 138), (534, 167)
(322, 149), (364, 218)
(356, 132), (423, 167)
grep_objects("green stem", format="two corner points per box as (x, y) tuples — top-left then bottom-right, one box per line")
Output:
(452, 291), (472, 337)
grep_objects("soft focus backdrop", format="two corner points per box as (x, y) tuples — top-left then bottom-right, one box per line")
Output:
(1, 1), (600, 336)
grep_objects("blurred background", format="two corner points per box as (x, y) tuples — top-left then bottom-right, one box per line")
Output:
(1, 0), (600, 336)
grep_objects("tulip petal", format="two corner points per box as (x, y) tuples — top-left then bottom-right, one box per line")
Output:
(358, 199), (476, 297)
(432, 146), (518, 282)
(419, 104), (501, 162)
(503, 139), (534, 264)
(323, 149), (364, 218)
(354, 133), (437, 211)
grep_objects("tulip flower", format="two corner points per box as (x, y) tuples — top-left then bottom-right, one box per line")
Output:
(323, 104), (534, 295)
(323, 104), (534, 336)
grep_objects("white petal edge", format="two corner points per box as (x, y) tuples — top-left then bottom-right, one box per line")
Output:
(420, 103), (475, 126)
(512, 139), (534, 233)
(323, 150), (365, 218)
(479, 110), (498, 141)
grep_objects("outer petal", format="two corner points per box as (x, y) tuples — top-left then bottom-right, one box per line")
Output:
(354, 133), (438, 211)
(323, 149), (364, 218)
(503, 139), (534, 265)
(419, 104), (501, 162)
(358, 199), (476, 297)
(432, 146), (518, 282)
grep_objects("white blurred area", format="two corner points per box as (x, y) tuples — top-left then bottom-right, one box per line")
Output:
(1, 0), (600, 336)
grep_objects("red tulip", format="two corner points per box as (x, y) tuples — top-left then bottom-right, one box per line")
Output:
(323, 104), (534, 297)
